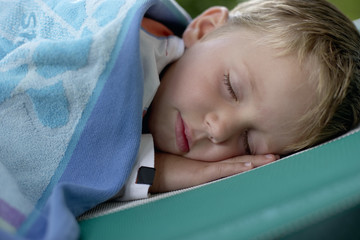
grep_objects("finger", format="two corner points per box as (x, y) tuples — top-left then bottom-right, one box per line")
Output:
(224, 154), (279, 167)
(203, 154), (279, 182)
(203, 161), (254, 182)
(248, 154), (279, 167)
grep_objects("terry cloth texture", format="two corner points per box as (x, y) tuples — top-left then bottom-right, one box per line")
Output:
(0, 0), (190, 239)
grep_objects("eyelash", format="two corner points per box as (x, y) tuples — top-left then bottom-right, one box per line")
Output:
(223, 73), (238, 101)
(244, 130), (252, 155)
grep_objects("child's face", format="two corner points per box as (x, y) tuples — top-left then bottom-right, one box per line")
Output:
(148, 28), (316, 161)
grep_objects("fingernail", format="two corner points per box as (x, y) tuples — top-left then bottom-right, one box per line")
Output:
(265, 154), (280, 160)
(245, 162), (252, 167)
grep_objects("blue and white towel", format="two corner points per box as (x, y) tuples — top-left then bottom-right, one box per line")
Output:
(0, 0), (189, 239)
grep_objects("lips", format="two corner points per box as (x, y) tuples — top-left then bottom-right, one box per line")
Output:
(175, 112), (190, 153)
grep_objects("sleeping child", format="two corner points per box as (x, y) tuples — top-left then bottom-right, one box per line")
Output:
(0, 0), (359, 239)
(119, 0), (360, 199)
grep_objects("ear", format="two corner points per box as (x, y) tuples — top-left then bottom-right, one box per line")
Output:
(183, 6), (229, 48)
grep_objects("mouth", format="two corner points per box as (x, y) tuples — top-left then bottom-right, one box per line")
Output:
(175, 112), (190, 153)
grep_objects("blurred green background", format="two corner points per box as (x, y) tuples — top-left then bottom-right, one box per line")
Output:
(177, 0), (360, 20)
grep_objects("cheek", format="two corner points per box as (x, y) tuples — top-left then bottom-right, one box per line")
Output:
(172, 77), (214, 107)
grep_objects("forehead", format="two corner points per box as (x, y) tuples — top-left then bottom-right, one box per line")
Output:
(205, 27), (317, 109)
(217, 27), (316, 102)
(250, 48), (316, 153)
(223, 28), (317, 152)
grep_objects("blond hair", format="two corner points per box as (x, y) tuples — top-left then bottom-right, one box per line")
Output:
(222, 0), (360, 152)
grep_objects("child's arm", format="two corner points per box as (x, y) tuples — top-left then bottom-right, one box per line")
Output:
(149, 152), (278, 193)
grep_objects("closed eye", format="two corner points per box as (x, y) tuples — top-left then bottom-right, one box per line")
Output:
(244, 130), (252, 155)
(223, 73), (238, 101)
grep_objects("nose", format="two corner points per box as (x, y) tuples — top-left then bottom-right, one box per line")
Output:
(204, 111), (235, 144)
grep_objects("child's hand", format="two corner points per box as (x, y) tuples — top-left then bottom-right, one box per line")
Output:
(149, 152), (279, 193)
